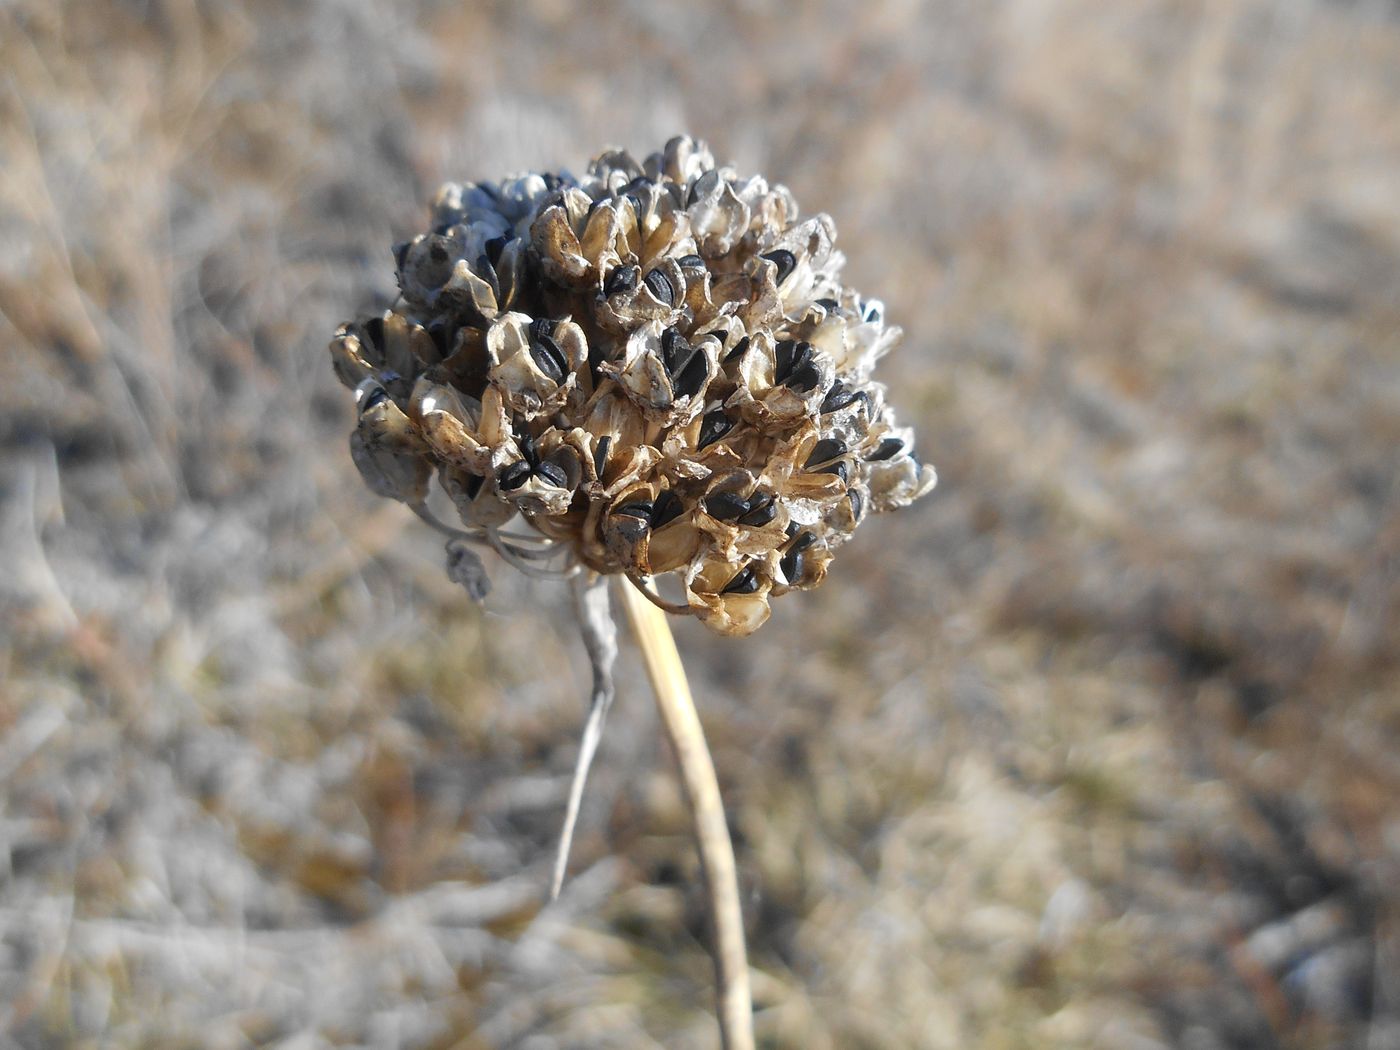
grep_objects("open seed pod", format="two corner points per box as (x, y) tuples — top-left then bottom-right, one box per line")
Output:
(329, 135), (936, 635)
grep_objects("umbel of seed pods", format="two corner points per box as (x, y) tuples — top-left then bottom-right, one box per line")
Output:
(330, 136), (935, 635)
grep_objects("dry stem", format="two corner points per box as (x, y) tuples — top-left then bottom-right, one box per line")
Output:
(616, 578), (755, 1050)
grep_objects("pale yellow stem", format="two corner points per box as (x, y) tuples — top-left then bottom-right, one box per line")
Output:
(616, 578), (755, 1050)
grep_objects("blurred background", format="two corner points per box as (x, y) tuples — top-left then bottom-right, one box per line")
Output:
(2, 1), (1398, 1047)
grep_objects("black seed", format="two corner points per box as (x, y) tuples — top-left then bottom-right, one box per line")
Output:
(862, 300), (883, 324)
(706, 492), (750, 521)
(536, 461), (568, 488)
(847, 488), (864, 520)
(615, 500), (654, 521)
(359, 388), (390, 414)
(625, 193), (646, 225)
(790, 530), (817, 553)
(678, 254), (705, 269)
(392, 242), (410, 271)
(804, 438), (848, 468)
(660, 327), (692, 377)
(697, 410), (733, 450)
(484, 236), (508, 268)
(586, 343), (605, 388)
(815, 297), (840, 311)
(821, 382), (860, 414)
(761, 249), (797, 285)
(529, 317), (555, 342)
(784, 521), (800, 539)
(475, 253), (492, 278)
(464, 473), (485, 500)
(820, 461), (850, 483)
(541, 173), (561, 191)
(720, 566), (760, 595)
(428, 323), (454, 357)
(624, 175), (653, 193)
(652, 490), (684, 529)
(774, 339), (813, 385)
(516, 431), (538, 465)
(498, 461), (532, 491)
(592, 435), (611, 478)
(674, 352), (710, 399)
(529, 334), (567, 383)
(780, 548), (806, 585)
(428, 239), (449, 264)
(364, 316), (385, 348)
(868, 437), (904, 462)
(643, 267), (676, 307)
(785, 362), (821, 393)
(774, 339), (798, 380)
(724, 335), (751, 363)
(604, 265), (638, 297)
(738, 494), (777, 527)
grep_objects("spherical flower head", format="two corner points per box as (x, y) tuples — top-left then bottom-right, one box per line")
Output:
(330, 136), (936, 636)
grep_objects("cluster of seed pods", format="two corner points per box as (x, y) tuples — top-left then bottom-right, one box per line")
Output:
(330, 136), (935, 635)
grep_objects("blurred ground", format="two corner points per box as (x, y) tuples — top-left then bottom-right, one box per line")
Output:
(2, 1), (1399, 1047)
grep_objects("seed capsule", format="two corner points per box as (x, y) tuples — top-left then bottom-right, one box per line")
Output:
(720, 565), (760, 595)
(781, 549), (805, 584)
(804, 438), (847, 468)
(737, 493), (777, 527)
(530, 334), (568, 383)
(761, 249), (797, 285)
(661, 328), (693, 377)
(605, 265), (639, 296)
(868, 437), (904, 461)
(499, 460), (532, 491)
(652, 489), (684, 528)
(359, 387), (391, 414)
(536, 460), (569, 488)
(674, 352), (710, 398)
(697, 410), (733, 449)
(786, 362), (821, 393)
(706, 492), (750, 521)
(774, 339), (816, 389)
(821, 382), (861, 414)
(643, 267), (676, 306)
(780, 530), (816, 584)
(616, 500), (654, 520)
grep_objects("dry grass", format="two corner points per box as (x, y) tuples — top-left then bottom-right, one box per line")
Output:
(2, 1), (1398, 1047)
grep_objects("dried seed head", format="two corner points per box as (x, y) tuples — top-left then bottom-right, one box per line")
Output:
(329, 136), (936, 635)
